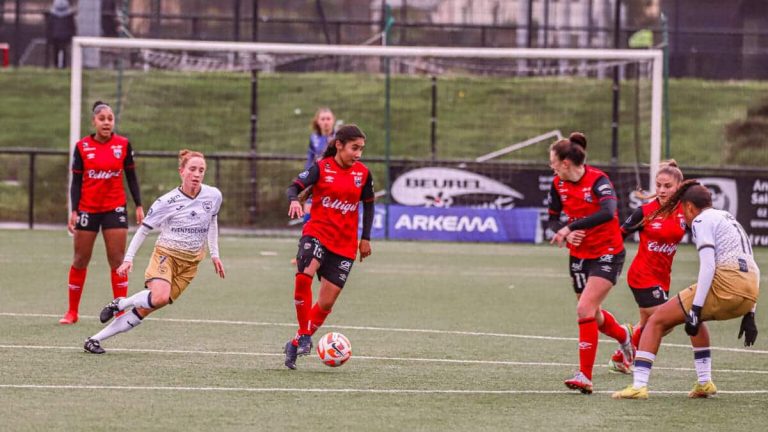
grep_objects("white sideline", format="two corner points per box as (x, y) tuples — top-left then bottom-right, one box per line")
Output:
(1, 383), (767, 396)
(2, 312), (767, 355)
(1, 344), (767, 376)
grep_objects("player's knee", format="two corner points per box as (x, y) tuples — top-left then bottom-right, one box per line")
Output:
(72, 253), (91, 268)
(576, 303), (597, 320)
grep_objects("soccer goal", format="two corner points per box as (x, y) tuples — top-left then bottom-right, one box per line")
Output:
(69, 37), (662, 227)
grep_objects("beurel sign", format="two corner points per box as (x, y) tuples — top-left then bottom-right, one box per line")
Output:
(390, 167), (525, 208)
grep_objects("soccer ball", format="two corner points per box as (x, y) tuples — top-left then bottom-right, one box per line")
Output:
(316, 332), (351, 367)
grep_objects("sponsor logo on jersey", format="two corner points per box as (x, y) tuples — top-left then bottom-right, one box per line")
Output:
(320, 196), (357, 214)
(324, 176), (335, 184)
(646, 241), (678, 255)
(650, 222), (663, 230)
(87, 169), (122, 179)
(87, 153), (96, 159)
(167, 194), (182, 204)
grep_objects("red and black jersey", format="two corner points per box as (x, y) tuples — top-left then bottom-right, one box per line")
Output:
(548, 165), (624, 259)
(71, 133), (141, 213)
(291, 156), (375, 260)
(622, 200), (686, 291)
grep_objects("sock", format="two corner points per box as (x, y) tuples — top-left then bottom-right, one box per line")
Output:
(117, 290), (154, 311)
(91, 308), (143, 342)
(308, 303), (332, 336)
(598, 309), (629, 343)
(633, 350), (656, 388)
(67, 266), (87, 313)
(693, 347), (712, 384)
(110, 268), (129, 300)
(578, 317), (598, 380)
(294, 273), (313, 336)
(631, 324), (644, 348)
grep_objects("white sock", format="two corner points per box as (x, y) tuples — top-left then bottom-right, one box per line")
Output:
(91, 309), (143, 342)
(633, 350), (656, 388)
(117, 290), (153, 311)
(693, 347), (712, 384)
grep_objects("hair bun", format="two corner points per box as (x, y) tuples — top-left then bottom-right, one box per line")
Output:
(661, 159), (678, 168)
(569, 132), (587, 149)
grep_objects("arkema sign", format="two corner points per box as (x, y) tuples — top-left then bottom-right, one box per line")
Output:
(385, 205), (540, 243)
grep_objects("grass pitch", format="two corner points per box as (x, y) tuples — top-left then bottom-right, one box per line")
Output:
(1, 230), (767, 431)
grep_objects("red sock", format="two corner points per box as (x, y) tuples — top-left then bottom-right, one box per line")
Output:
(578, 317), (598, 380)
(598, 309), (628, 343)
(67, 266), (87, 313)
(632, 324), (643, 348)
(110, 268), (129, 299)
(294, 273), (313, 336)
(308, 303), (332, 336)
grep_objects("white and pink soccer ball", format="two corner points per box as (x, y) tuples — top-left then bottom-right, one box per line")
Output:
(316, 332), (351, 367)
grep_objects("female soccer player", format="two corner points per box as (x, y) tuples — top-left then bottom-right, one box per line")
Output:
(60, 101), (144, 325)
(283, 124), (375, 370)
(613, 181), (759, 399)
(608, 161), (686, 373)
(83, 150), (225, 354)
(305, 107), (336, 169)
(548, 132), (634, 394)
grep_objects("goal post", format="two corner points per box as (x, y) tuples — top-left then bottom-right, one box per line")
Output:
(69, 37), (663, 226)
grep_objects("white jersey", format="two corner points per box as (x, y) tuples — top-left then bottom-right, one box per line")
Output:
(691, 208), (757, 271)
(143, 184), (223, 256)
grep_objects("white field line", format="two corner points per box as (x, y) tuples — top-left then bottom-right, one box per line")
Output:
(1, 343), (767, 375)
(1, 383), (767, 396)
(2, 311), (768, 355)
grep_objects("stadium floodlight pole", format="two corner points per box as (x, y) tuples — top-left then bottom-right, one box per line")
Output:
(610, 0), (622, 174)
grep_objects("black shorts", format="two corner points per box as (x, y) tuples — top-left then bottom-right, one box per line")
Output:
(569, 250), (626, 294)
(295, 235), (354, 289)
(630, 285), (669, 308)
(75, 206), (129, 232)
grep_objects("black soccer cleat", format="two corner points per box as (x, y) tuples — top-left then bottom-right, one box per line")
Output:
(99, 297), (123, 323)
(83, 338), (105, 354)
(296, 335), (313, 356)
(283, 340), (298, 370)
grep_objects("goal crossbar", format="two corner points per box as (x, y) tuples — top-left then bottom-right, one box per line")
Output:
(70, 37), (663, 193)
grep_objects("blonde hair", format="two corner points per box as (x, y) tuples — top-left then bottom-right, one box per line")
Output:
(178, 149), (205, 169)
(633, 159), (684, 201)
(311, 107), (335, 135)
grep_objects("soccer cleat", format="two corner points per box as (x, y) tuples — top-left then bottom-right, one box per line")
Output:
(619, 324), (636, 365)
(283, 340), (298, 370)
(608, 349), (633, 374)
(83, 338), (105, 354)
(99, 297), (123, 323)
(564, 372), (593, 394)
(59, 311), (78, 325)
(296, 335), (313, 356)
(612, 385), (649, 400)
(688, 381), (717, 398)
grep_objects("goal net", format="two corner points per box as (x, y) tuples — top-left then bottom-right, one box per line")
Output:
(70, 37), (662, 230)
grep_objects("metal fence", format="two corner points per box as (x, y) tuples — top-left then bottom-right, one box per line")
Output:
(2, 1), (767, 79)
